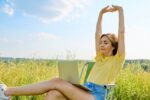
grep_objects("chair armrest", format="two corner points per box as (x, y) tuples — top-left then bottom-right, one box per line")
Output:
(79, 62), (89, 80)
(104, 83), (115, 89)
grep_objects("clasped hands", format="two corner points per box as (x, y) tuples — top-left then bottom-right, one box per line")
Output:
(101, 5), (123, 13)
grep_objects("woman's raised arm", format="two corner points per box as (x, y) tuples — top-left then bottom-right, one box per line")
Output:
(112, 5), (125, 55)
(95, 6), (111, 55)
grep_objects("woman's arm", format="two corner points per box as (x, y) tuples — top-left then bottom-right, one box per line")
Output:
(112, 5), (125, 55)
(95, 6), (111, 55)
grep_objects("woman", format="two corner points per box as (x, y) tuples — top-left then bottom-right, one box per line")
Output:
(0, 5), (125, 100)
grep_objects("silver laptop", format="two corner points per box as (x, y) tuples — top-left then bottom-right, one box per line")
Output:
(58, 60), (92, 91)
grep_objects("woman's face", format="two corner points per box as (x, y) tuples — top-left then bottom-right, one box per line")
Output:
(99, 36), (114, 56)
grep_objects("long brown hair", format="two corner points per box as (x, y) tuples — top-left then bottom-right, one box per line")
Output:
(100, 33), (118, 55)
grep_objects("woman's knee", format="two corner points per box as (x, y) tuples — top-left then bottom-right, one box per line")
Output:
(45, 90), (66, 100)
(49, 78), (68, 88)
(47, 90), (62, 97)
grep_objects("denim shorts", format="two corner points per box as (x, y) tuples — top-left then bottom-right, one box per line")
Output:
(83, 82), (106, 100)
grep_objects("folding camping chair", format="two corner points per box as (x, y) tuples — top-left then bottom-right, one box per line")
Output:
(80, 61), (115, 100)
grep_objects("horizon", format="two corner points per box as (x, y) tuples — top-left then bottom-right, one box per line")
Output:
(1, 0), (150, 60)
(1, 56), (150, 61)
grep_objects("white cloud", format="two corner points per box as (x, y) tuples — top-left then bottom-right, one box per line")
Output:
(37, 32), (61, 41)
(50, 0), (91, 21)
(3, 4), (14, 15)
(0, 37), (24, 45)
(13, 0), (91, 23)
(28, 32), (61, 41)
(0, 0), (14, 16)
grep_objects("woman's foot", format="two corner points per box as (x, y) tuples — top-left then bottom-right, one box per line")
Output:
(0, 84), (10, 100)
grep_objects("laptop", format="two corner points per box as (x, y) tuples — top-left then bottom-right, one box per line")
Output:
(58, 60), (92, 91)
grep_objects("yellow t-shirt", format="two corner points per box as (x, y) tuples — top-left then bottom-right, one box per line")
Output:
(87, 52), (125, 84)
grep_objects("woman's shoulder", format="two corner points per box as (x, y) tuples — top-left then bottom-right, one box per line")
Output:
(114, 52), (126, 62)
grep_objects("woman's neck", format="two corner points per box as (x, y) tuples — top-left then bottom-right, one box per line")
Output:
(103, 52), (113, 57)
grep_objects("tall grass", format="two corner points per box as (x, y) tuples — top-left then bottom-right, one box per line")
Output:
(114, 63), (150, 100)
(0, 60), (58, 100)
(0, 60), (150, 100)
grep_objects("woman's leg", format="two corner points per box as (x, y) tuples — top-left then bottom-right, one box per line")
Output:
(5, 78), (95, 100)
(45, 90), (68, 100)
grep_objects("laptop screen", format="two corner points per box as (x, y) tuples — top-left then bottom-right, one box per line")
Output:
(58, 60), (79, 84)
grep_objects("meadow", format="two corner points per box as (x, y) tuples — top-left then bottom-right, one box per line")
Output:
(0, 59), (150, 100)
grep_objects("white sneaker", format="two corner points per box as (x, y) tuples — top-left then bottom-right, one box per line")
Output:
(0, 84), (10, 100)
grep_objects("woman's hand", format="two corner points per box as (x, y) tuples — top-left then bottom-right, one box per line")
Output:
(110, 5), (123, 12)
(100, 5), (112, 14)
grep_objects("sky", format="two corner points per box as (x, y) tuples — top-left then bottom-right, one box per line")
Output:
(0, 0), (150, 60)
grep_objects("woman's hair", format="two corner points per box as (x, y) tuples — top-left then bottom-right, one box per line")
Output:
(100, 33), (118, 55)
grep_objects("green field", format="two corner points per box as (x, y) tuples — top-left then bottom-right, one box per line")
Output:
(0, 59), (150, 100)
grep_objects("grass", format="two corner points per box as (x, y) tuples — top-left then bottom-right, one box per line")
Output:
(0, 60), (58, 100)
(114, 63), (150, 100)
(0, 60), (150, 100)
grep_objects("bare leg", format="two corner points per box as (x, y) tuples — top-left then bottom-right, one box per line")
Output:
(5, 78), (95, 100)
(45, 90), (68, 100)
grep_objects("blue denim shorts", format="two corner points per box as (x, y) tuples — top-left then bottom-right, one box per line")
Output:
(83, 82), (106, 100)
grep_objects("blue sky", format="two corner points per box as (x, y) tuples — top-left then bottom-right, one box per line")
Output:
(0, 0), (150, 60)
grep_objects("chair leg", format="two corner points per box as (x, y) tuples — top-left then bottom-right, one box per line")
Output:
(104, 89), (108, 100)
(105, 88), (115, 100)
